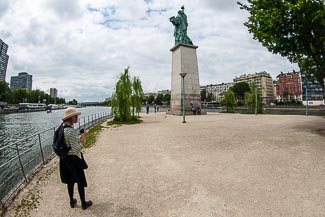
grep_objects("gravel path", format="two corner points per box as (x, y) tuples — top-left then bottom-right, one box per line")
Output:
(5, 113), (325, 217)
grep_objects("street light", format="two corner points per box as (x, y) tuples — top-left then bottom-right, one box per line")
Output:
(179, 72), (187, 123)
(305, 84), (308, 116)
(255, 86), (257, 116)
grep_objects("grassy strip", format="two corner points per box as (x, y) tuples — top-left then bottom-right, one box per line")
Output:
(83, 125), (104, 149)
(107, 116), (142, 125)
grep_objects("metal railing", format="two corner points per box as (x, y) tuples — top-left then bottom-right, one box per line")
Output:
(0, 112), (110, 213)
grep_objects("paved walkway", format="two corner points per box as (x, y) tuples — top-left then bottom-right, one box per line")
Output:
(5, 113), (325, 217)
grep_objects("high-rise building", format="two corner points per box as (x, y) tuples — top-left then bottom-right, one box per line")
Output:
(0, 39), (9, 81)
(275, 71), (302, 102)
(233, 71), (275, 105)
(10, 72), (33, 90)
(50, 88), (58, 98)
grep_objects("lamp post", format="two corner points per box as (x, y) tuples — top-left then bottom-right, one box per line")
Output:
(179, 72), (187, 123)
(255, 86), (257, 116)
(305, 84), (308, 116)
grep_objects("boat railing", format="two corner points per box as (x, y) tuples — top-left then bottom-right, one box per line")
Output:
(0, 111), (111, 214)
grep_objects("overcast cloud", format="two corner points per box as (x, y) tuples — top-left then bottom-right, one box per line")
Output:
(0, 0), (298, 102)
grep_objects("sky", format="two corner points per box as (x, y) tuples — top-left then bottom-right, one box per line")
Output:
(0, 0), (299, 102)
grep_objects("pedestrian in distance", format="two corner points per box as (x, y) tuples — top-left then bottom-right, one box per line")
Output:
(191, 105), (196, 115)
(146, 102), (149, 114)
(190, 102), (196, 115)
(59, 107), (93, 210)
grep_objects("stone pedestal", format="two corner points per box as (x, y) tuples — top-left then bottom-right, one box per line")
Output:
(167, 43), (205, 115)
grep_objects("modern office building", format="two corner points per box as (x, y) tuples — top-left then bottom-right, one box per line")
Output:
(50, 88), (58, 98)
(0, 39), (9, 81)
(301, 73), (324, 105)
(275, 71), (302, 102)
(10, 72), (33, 90)
(233, 71), (275, 105)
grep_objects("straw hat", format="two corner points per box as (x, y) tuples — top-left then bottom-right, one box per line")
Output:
(62, 107), (81, 120)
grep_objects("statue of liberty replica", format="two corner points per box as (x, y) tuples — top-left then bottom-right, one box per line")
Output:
(169, 6), (193, 45)
(167, 6), (204, 116)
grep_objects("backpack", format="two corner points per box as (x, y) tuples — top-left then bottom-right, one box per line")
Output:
(52, 123), (71, 157)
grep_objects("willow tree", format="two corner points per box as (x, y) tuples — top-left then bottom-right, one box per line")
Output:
(111, 68), (144, 122)
(238, 0), (325, 85)
(230, 82), (250, 104)
(111, 68), (132, 122)
(221, 90), (236, 113)
(132, 76), (144, 117)
(244, 84), (263, 114)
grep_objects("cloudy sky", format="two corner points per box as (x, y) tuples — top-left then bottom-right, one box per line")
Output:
(0, 0), (298, 102)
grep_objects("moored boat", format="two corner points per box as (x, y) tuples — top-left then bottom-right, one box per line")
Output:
(18, 103), (47, 112)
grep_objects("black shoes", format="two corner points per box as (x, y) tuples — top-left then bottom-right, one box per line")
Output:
(82, 200), (93, 210)
(70, 198), (92, 209)
(70, 198), (77, 208)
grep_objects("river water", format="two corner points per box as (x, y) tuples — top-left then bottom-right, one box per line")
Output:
(0, 106), (174, 150)
(0, 106), (110, 148)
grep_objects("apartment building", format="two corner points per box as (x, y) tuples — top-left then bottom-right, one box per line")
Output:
(275, 71), (302, 102)
(203, 82), (234, 103)
(233, 71), (275, 105)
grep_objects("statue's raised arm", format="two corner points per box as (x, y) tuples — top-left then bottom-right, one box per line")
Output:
(169, 6), (193, 45)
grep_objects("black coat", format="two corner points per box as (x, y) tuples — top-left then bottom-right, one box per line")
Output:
(59, 155), (87, 187)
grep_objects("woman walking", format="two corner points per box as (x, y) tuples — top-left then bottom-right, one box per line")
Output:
(59, 107), (92, 210)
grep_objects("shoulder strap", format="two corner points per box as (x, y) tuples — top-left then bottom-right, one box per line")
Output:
(62, 123), (73, 129)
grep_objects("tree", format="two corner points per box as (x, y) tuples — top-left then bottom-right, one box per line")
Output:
(230, 82), (250, 104)
(28, 89), (40, 103)
(147, 95), (155, 104)
(0, 81), (10, 102)
(112, 68), (132, 122)
(221, 90), (236, 113)
(132, 76), (144, 117)
(111, 67), (144, 122)
(238, 0), (325, 85)
(2, 86), (66, 105)
(10, 88), (28, 104)
(163, 93), (171, 105)
(155, 94), (164, 105)
(69, 99), (78, 105)
(201, 88), (207, 102)
(206, 92), (215, 102)
(244, 84), (263, 114)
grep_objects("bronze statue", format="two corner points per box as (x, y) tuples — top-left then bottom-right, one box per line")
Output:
(169, 6), (193, 45)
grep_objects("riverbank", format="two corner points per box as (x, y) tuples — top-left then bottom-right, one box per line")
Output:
(4, 113), (325, 217)
(0, 108), (18, 114)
